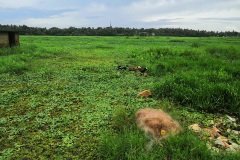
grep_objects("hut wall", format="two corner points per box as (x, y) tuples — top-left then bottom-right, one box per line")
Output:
(15, 34), (20, 46)
(0, 32), (9, 47)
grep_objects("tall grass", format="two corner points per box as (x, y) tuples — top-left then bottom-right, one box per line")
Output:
(98, 108), (240, 160)
(101, 106), (209, 159)
(0, 45), (69, 74)
(134, 47), (240, 116)
(154, 72), (239, 116)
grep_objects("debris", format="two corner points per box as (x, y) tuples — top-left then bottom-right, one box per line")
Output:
(117, 65), (148, 75)
(226, 142), (240, 152)
(226, 115), (236, 122)
(226, 146), (237, 152)
(137, 66), (148, 74)
(117, 65), (128, 70)
(128, 66), (139, 71)
(215, 139), (226, 148)
(138, 90), (152, 98)
(230, 142), (240, 150)
(215, 136), (230, 148)
(128, 66), (148, 73)
(211, 127), (221, 138)
(188, 124), (202, 133)
(232, 130), (240, 135)
(189, 120), (240, 153)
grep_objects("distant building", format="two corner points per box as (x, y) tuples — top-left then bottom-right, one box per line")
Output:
(0, 31), (20, 47)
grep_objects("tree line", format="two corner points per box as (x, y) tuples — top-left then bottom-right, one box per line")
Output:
(0, 24), (239, 37)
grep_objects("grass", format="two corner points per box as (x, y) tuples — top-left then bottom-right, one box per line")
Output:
(0, 36), (240, 159)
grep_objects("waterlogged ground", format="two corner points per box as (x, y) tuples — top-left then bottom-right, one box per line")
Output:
(0, 36), (240, 159)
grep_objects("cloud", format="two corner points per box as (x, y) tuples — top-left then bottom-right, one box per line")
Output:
(121, 0), (240, 31)
(0, 0), (39, 8)
(0, 0), (240, 31)
(19, 2), (109, 28)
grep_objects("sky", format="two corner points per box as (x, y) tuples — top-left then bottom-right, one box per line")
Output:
(0, 0), (240, 31)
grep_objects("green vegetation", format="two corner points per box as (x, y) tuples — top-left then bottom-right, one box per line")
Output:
(1, 24), (239, 37)
(0, 36), (239, 159)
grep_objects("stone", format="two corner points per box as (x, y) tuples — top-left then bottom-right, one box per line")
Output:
(188, 124), (202, 133)
(226, 115), (236, 122)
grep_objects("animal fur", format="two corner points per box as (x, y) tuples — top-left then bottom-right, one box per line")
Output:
(136, 108), (181, 149)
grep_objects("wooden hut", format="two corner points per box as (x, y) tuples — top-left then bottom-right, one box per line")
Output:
(0, 31), (20, 47)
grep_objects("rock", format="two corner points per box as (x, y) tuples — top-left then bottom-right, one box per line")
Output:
(226, 115), (236, 122)
(226, 146), (237, 152)
(217, 136), (228, 143)
(231, 142), (240, 150)
(232, 130), (240, 135)
(188, 124), (202, 133)
(137, 90), (152, 98)
(227, 129), (231, 133)
(226, 143), (240, 152)
(215, 139), (225, 147)
(215, 136), (230, 148)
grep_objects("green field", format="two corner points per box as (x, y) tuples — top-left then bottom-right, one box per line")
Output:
(0, 36), (240, 159)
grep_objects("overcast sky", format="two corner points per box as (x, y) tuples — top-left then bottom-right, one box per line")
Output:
(0, 0), (240, 31)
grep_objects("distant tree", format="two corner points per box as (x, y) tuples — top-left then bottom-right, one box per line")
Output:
(0, 24), (239, 37)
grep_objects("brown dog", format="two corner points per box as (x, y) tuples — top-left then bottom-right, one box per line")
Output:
(136, 108), (181, 149)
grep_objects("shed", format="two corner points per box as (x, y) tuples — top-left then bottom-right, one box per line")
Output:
(0, 31), (20, 47)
